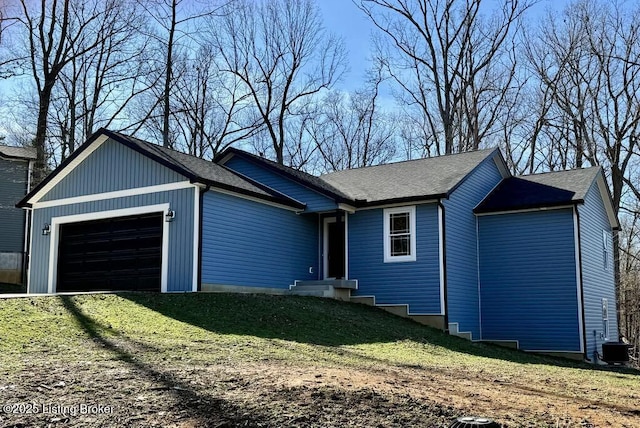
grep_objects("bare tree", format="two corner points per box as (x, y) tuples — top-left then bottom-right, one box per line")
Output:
(13, 0), (123, 182)
(133, 0), (224, 148)
(358, 0), (530, 155)
(211, 0), (347, 164)
(525, 0), (640, 342)
(46, 0), (151, 160)
(170, 44), (263, 159)
(311, 69), (397, 172)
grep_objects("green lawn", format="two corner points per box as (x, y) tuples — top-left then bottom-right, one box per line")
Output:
(0, 293), (638, 427)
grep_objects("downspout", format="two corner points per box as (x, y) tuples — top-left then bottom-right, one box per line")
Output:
(197, 185), (210, 292)
(438, 199), (449, 330)
(574, 205), (589, 361)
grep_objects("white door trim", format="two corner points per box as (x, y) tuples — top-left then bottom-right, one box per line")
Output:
(323, 217), (335, 279)
(47, 203), (170, 294)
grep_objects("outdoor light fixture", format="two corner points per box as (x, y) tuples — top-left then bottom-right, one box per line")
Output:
(42, 223), (50, 236)
(165, 209), (175, 222)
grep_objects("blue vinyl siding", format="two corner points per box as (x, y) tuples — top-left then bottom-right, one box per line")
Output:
(41, 138), (186, 201)
(201, 191), (318, 288)
(578, 181), (618, 360)
(0, 157), (29, 252)
(349, 204), (441, 314)
(224, 156), (336, 212)
(29, 188), (195, 293)
(444, 156), (503, 339)
(478, 209), (581, 352)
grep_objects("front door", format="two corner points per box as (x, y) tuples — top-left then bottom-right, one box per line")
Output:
(325, 218), (345, 279)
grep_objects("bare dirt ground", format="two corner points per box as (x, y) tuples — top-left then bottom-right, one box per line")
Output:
(1, 355), (639, 427)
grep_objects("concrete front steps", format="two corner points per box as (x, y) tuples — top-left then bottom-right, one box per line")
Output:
(350, 295), (445, 330)
(289, 280), (357, 301)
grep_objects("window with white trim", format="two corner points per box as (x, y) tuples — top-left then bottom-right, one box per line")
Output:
(383, 206), (416, 263)
(602, 298), (610, 340)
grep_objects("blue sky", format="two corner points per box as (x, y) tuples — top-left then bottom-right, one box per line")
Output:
(317, 0), (377, 91)
(318, 0), (566, 92)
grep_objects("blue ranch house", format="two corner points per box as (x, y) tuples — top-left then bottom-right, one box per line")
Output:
(18, 129), (619, 362)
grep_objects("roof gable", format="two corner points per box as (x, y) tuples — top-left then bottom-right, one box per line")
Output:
(320, 148), (503, 206)
(474, 166), (619, 229)
(217, 148), (353, 203)
(18, 129), (304, 209)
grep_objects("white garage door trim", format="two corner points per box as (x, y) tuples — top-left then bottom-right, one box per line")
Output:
(48, 203), (170, 294)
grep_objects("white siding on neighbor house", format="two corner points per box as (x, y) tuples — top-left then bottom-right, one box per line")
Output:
(578, 180), (619, 360)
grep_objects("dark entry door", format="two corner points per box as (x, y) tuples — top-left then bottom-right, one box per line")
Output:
(327, 221), (344, 279)
(56, 213), (163, 292)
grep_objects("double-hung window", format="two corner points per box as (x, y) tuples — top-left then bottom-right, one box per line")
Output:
(383, 206), (416, 263)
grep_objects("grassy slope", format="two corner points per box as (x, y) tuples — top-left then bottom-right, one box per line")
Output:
(0, 293), (639, 426)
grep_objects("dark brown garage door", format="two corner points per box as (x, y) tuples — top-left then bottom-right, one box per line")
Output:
(56, 213), (163, 292)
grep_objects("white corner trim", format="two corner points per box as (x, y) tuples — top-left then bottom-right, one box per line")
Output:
(33, 181), (194, 209)
(344, 213), (349, 280)
(47, 203), (170, 294)
(383, 205), (417, 263)
(573, 207), (585, 354)
(438, 204), (445, 315)
(192, 186), (200, 292)
(29, 134), (109, 204)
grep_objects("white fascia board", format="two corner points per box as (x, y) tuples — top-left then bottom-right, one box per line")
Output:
(28, 134), (109, 205)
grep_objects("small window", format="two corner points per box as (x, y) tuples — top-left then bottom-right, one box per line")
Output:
(603, 230), (611, 270)
(602, 298), (610, 340)
(383, 206), (416, 263)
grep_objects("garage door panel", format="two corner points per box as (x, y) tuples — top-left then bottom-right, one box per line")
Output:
(56, 212), (163, 292)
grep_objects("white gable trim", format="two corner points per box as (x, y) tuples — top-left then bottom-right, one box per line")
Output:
(32, 181), (194, 209)
(47, 204), (170, 294)
(28, 134), (109, 205)
(594, 173), (619, 229)
(208, 187), (303, 212)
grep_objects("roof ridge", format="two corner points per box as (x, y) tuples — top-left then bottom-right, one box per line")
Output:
(321, 147), (497, 177)
(516, 165), (601, 179)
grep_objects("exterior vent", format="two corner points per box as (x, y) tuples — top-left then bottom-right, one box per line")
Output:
(449, 416), (500, 427)
(601, 342), (630, 364)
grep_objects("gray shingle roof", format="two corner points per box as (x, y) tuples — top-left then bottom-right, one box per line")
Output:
(320, 148), (500, 204)
(0, 145), (37, 160)
(474, 167), (601, 213)
(103, 130), (305, 208)
(220, 148), (353, 202)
